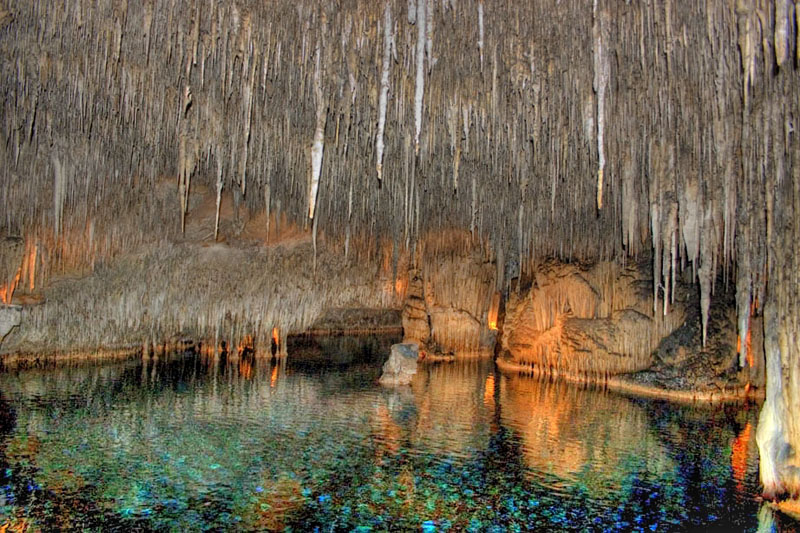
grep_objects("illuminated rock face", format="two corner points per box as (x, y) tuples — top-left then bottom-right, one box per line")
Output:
(402, 271), (430, 346)
(400, 234), (496, 356)
(757, 156), (800, 499)
(498, 260), (685, 378)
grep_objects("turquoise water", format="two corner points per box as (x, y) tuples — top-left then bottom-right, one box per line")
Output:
(0, 335), (795, 531)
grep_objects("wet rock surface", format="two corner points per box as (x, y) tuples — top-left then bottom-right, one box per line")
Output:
(379, 342), (420, 386)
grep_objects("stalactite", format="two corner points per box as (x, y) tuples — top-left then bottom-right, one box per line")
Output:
(796, 0), (800, 63)
(774, 0), (790, 67)
(478, 1), (485, 72)
(413, 0), (426, 156)
(425, 0), (435, 71)
(0, 5), (796, 450)
(407, 0), (416, 25)
(308, 46), (325, 221)
(593, 0), (609, 210)
(51, 154), (65, 240)
(214, 150), (223, 241)
(376, 2), (392, 183)
(736, 0), (755, 109)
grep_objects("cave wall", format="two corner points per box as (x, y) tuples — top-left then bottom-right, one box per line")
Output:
(498, 259), (687, 378)
(1, 0), (799, 500)
(401, 231), (496, 355)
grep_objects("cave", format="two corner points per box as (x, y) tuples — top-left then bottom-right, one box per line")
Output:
(1, 0), (799, 529)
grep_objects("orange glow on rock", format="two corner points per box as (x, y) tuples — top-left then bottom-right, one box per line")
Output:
(488, 291), (501, 330)
(237, 335), (254, 357)
(0, 268), (21, 304)
(22, 240), (36, 291)
(239, 358), (253, 380)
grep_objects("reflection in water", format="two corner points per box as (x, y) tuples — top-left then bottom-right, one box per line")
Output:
(410, 360), (493, 459)
(0, 337), (797, 531)
(732, 421), (754, 491)
(500, 375), (668, 486)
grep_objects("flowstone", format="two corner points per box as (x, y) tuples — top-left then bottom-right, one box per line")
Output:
(0, 304), (21, 345)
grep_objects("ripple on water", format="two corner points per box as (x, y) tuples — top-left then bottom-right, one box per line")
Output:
(0, 339), (793, 531)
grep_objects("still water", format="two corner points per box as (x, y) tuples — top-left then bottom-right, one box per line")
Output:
(0, 335), (795, 531)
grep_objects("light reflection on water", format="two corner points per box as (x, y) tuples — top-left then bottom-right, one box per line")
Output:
(0, 335), (796, 531)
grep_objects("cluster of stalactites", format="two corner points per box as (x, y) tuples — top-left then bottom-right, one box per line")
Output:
(0, 1), (798, 358)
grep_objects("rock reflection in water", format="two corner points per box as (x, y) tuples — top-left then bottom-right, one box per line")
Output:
(409, 360), (493, 459)
(499, 375), (670, 486)
(0, 339), (797, 531)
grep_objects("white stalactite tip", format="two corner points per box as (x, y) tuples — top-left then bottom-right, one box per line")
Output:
(414, 0), (426, 156)
(309, 48), (325, 221)
(376, 2), (392, 182)
(478, 1), (484, 72)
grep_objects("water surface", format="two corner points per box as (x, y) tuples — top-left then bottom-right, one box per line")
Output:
(0, 335), (796, 531)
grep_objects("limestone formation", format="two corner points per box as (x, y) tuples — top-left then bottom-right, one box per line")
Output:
(401, 270), (430, 345)
(401, 233), (496, 356)
(499, 260), (685, 378)
(0, 305), (21, 345)
(379, 342), (420, 386)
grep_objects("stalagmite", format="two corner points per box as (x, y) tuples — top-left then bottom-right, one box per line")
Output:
(414, 0), (426, 156)
(376, 2), (392, 183)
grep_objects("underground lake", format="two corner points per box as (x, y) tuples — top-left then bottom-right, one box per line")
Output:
(0, 334), (796, 532)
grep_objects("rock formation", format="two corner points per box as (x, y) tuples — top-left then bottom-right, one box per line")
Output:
(498, 260), (685, 379)
(379, 342), (420, 386)
(0, 305), (21, 345)
(401, 233), (496, 356)
(0, 0), (798, 504)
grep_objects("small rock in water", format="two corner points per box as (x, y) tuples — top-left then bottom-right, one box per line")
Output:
(379, 343), (420, 386)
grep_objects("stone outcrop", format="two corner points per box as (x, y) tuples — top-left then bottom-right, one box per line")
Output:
(379, 342), (420, 386)
(401, 270), (430, 346)
(0, 305), (21, 345)
(498, 260), (685, 378)
(1, 237), (24, 287)
(400, 233), (497, 357)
